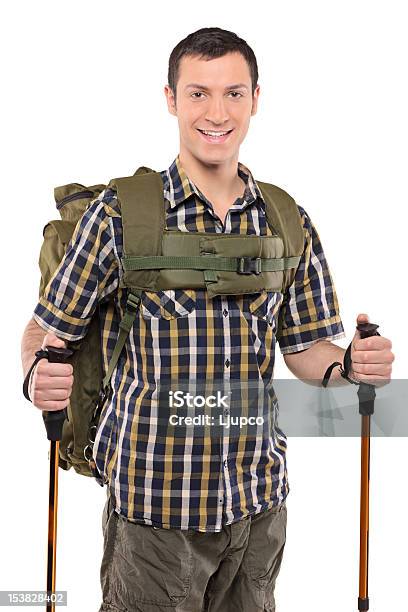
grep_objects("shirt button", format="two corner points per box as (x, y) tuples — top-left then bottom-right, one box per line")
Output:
(223, 309), (228, 317)
(223, 460), (228, 467)
(225, 359), (230, 368)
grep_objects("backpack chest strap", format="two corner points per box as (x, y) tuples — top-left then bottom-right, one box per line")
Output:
(121, 231), (301, 298)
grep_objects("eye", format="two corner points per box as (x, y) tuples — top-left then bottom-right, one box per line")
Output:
(191, 92), (205, 99)
(228, 91), (243, 98)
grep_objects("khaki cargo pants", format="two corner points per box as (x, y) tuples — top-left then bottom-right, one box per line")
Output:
(98, 490), (287, 612)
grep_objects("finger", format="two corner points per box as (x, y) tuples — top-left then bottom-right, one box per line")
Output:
(350, 374), (391, 388)
(351, 362), (392, 377)
(352, 336), (392, 351)
(37, 362), (73, 377)
(352, 349), (395, 365)
(35, 388), (72, 401)
(35, 400), (70, 412)
(41, 333), (67, 350)
(33, 372), (72, 389)
(45, 366), (74, 377)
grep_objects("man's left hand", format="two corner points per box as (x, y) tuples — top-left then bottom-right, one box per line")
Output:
(349, 313), (394, 387)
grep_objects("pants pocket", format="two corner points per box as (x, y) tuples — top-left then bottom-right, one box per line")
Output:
(246, 504), (287, 591)
(110, 517), (194, 607)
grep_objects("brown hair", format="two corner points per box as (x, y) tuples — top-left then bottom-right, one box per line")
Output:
(168, 27), (258, 100)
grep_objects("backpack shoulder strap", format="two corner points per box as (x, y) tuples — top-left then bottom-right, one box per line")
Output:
(102, 169), (164, 392)
(109, 170), (165, 291)
(256, 180), (304, 290)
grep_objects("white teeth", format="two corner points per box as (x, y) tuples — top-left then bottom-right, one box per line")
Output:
(200, 130), (230, 136)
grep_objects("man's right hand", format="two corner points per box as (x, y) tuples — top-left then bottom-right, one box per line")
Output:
(30, 332), (74, 412)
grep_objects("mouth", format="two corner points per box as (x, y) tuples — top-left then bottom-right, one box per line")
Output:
(196, 128), (234, 143)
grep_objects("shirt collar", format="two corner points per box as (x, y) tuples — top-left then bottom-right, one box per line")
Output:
(163, 154), (266, 210)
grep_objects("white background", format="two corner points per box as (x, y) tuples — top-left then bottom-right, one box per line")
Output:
(1, 1), (407, 610)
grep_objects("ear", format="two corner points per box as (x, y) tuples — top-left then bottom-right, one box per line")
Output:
(251, 84), (260, 116)
(164, 84), (177, 116)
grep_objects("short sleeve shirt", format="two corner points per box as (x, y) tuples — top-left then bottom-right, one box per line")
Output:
(33, 156), (345, 531)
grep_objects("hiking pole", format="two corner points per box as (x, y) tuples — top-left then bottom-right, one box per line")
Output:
(42, 346), (73, 612)
(356, 322), (380, 612)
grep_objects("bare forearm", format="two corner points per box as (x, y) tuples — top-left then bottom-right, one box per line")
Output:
(283, 339), (351, 386)
(21, 318), (47, 378)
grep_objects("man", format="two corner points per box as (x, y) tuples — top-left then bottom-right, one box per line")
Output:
(21, 27), (394, 612)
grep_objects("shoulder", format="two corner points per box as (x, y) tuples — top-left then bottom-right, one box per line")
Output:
(292, 204), (322, 242)
(295, 204), (312, 232)
(85, 187), (121, 220)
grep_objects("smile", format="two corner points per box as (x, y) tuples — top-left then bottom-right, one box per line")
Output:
(197, 128), (233, 143)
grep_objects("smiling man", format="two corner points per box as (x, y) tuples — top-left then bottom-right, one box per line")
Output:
(164, 48), (259, 227)
(21, 27), (394, 612)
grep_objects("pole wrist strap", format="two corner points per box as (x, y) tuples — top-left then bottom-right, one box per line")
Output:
(22, 349), (49, 402)
(321, 341), (359, 388)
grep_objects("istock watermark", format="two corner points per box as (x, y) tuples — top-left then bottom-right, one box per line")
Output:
(155, 379), (408, 438)
(0, 591), (67, 606)
(159, 383), (271, 439)
(168, 389), (231, 408)
(169, 413), (265, 428)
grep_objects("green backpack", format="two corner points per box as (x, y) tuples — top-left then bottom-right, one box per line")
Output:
(35, 166), (304, 483)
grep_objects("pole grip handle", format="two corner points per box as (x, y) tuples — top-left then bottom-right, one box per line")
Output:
(356, 322), (380, 339)
(42, 346), (74, 442)
(356, 323), (380, 417)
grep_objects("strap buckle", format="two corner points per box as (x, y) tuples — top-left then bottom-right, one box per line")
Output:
(126, 292), (141, 313)
(237, 257), (261, 275)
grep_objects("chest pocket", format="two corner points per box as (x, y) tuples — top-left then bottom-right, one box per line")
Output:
(247, 291), (284, 328)
(140, 289), (197, 320)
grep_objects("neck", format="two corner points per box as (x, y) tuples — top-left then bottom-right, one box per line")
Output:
(178, 148), (244, 201)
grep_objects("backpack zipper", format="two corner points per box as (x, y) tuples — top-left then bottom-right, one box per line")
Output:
(57, 190), (95, 210)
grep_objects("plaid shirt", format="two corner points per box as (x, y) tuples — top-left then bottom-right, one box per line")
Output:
(33, 155), (345, 532)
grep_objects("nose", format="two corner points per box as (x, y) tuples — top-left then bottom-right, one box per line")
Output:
(205, 95), (229, 125)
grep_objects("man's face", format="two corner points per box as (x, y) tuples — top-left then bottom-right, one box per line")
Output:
(164, 52), (260, 166)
